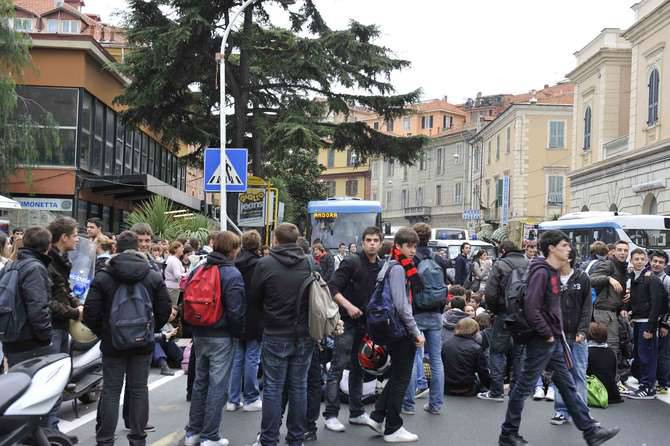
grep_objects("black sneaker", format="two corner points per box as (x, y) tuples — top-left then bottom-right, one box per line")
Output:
(627, 388), (656, 400)
(304, 430), (317, 442)
(550, 413), (569, 425)
(585, 426), (620, 446)
(499, 433), (529, 446)
(477, 391), (505, 402)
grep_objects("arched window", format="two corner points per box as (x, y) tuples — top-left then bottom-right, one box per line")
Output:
(642, 193), (658, 215)
(583, 106), (592, 150)
(648, 68), (660, 126)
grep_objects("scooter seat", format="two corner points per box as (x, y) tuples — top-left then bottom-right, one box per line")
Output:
(0, 372), (31, 414)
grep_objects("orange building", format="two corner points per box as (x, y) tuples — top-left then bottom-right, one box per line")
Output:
(5, 1), (200, 232)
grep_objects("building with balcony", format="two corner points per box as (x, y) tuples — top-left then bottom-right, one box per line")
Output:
(470, 86), (574, 243)
(3, 3), (200, 232)
(568, 0), (670, 215)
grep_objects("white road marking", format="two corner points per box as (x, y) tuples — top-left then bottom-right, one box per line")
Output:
(59, 371), (184, 434)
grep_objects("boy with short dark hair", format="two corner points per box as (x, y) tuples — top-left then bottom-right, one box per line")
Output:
(624, 248), (667, 399)
(367, 227), (425, 443)
(498, 230), (619, 446)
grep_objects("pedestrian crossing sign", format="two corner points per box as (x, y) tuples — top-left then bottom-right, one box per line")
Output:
(204, 148), (248, 193)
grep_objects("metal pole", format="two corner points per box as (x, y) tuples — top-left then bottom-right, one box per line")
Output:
(219, 0), (258, 231)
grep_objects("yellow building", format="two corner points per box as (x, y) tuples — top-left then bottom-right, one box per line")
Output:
(568, 0), (670, 214)
(471, 91), (574, 243)
(318, 149), (370, 199)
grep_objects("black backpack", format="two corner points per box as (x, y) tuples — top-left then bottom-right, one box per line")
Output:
(502, 263), (534, 344)
(0, 261), (34, 343)
(109, 281), (154, 351)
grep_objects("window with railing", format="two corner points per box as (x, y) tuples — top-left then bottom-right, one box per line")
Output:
(421, 115), (434, 129)
(547, 175), (564, 205)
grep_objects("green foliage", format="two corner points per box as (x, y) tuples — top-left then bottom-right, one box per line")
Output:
(125, 195), (214, 243)
(0, 0), (59, 193)
(116, 0), (426, 164)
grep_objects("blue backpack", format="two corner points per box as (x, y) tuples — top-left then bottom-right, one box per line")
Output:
(413, 252), (447, 310)
(366, 261), (407, 345)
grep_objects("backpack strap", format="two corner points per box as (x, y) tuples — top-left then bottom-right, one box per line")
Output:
(295, 258), (317, 338)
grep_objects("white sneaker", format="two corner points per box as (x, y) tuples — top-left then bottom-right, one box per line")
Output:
(349, 413), (381, 433)
(226, 402), (242, 412)
(324, 417), (346, 432)
(202, 439), (229, 446)
(243, 399), (263, 412)
(545, 387), (555, 401)
(384, 427), (418, 443)
(184, 432), (201, 446)
(533, 387), (545, 400)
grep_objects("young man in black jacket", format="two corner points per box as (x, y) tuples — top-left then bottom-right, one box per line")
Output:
(84, 231), (171, 446)
(624, 248), (667, 399)
(550, 248), (593, 425)
(323, 226), (383, 433)
(454, 242), (471, 285)
(1, 227), (65, 433)
(46, 217), (83, 355)
(249, 223), (314, 446)
(499, 231), (619, 446)
(478, 240), (527, 402)
(2, 226), (54, 365)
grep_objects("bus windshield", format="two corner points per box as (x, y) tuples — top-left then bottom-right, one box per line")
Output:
(310, 212), (379, 251)
(624, 229), (670, 250)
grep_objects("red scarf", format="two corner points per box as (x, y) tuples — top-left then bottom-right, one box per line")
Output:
(391, 247), (424, 301)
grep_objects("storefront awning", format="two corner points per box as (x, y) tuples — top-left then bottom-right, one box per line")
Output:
(0, 194), (21, 210)
(82, 175), (201, 211)
(490, 226), (509, 242)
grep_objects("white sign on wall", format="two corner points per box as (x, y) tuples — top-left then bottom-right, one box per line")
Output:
(14, 197), (73, 212)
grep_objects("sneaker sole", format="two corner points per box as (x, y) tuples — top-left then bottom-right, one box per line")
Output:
(626, 395), (656, 400)
(324, 423), (346, 433)
(550, 420), (568, 425)
(477, 396), (505, 402)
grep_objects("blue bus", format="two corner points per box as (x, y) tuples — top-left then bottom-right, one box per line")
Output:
(307, 197), (382, 251)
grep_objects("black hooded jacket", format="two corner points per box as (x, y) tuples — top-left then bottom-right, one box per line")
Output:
(524, 258), (562, 340)
(2, 249), (53, 353)
(484, 251), (528, 315)
(560, 269), (593, 340)
(84, 251), (171, 356)
(250, 243), (311, 338)
(235, 248), (262, 341)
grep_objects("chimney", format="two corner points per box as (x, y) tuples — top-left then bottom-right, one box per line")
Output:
(544, 84), (549, 89)
(442, 95), (448, 102)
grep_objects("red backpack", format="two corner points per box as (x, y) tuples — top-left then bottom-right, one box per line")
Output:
(183, 265), (223, 326)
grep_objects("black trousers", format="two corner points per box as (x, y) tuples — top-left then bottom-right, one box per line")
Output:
(370, 338), (416, 435)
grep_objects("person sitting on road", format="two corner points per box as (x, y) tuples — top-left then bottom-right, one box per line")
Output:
(587, 322), (623, 405)
(153, 305), (182, 376)
(441, 296), (469, 346)
(443, 318), (490, 397)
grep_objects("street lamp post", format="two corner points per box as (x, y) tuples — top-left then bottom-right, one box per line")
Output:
(216, 0), (294, 231)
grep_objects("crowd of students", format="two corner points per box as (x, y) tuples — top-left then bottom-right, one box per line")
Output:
(3, 216), (670, 446)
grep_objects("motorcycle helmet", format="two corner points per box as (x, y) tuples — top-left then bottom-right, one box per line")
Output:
(358, 335), (390, 376)
(69, 320), (98, 344)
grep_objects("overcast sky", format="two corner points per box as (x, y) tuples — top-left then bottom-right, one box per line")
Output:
(84, 0), (635, 103)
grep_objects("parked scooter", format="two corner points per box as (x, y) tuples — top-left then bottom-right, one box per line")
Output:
(62, 322), (103, 418)
(0, 353), (74, 446)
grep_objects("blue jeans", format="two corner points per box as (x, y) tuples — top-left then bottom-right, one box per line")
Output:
(658, 332), (670, 387)
(187, 336), (236, 442)
(403, 328), (444, 411)
(501, 338), (596, 438)
(554, 339), (588, 418)
(632, 322), (658, 391)
(229, 339), (261, 405)
(261, 335), (314, 446)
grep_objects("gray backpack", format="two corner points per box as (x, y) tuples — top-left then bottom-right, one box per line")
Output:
(109, 282), (154, 350)
(0, 262), (30, 343)
(298, 261), (341, 341)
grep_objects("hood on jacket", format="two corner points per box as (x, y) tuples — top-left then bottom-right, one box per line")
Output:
(107, 250), (151, 284)
(206, 251), (235, 267)
(528, 256), (554, 278)
(269, 244), (305, 267)
(235, 249), (260, 273)
(442, 308), (468, 330)
(18, 248), (51, 266)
